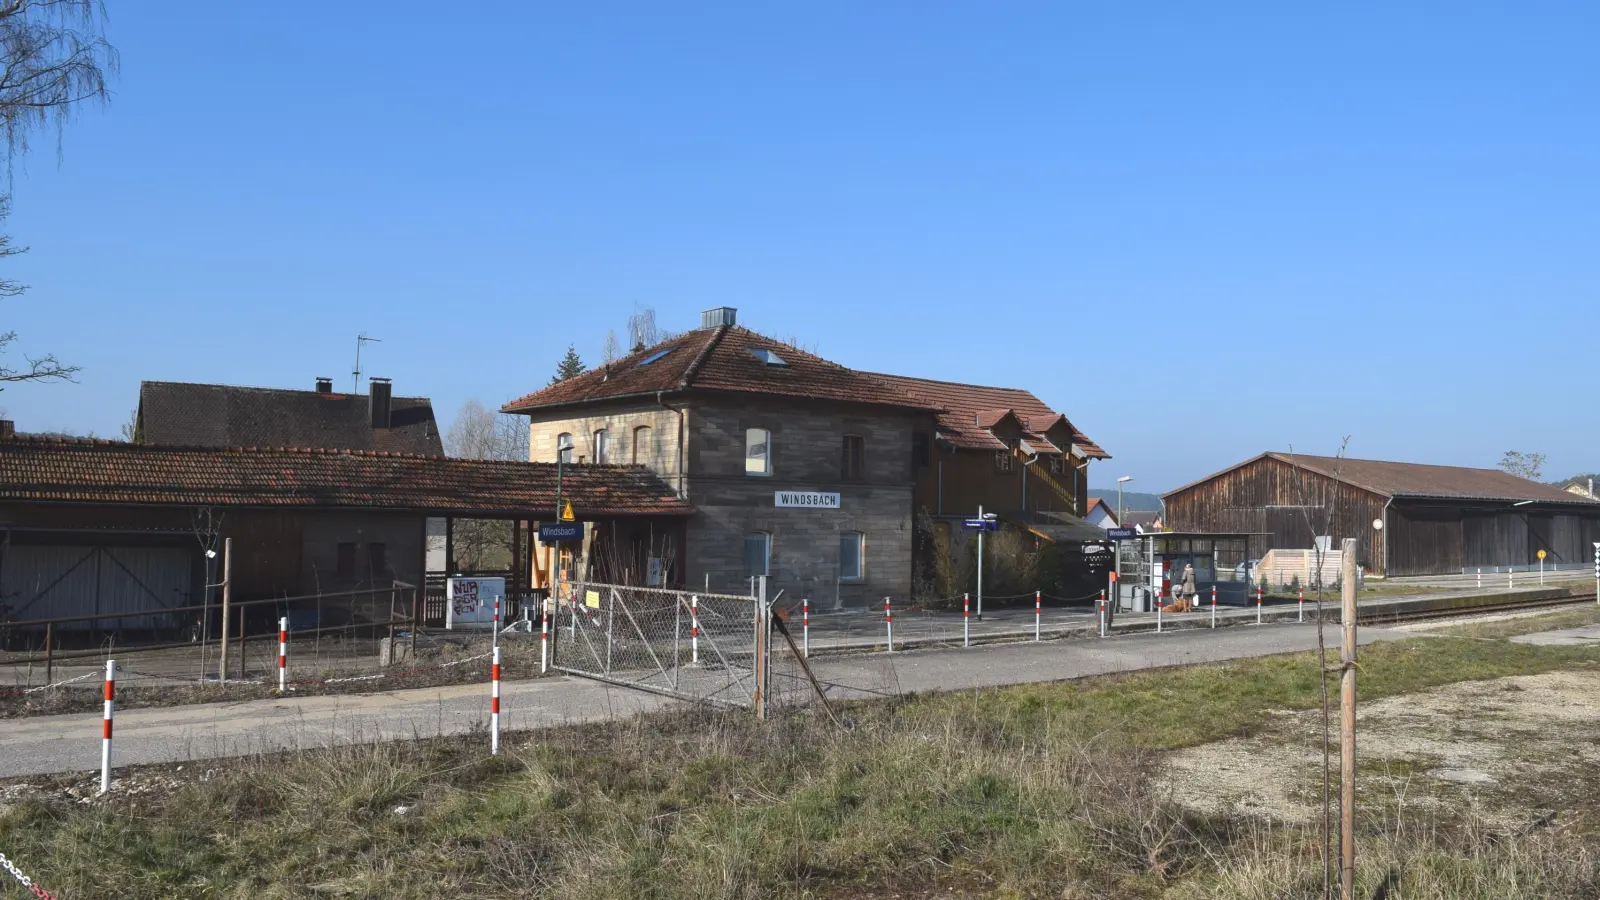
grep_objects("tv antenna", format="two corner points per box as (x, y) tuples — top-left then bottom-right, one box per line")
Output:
(352, 333), (382, 392)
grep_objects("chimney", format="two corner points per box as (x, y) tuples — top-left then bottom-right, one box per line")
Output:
(700, 306), (737, 329)
(315, 377), (333, 394)
(0, 420), (13, 440)
(369, 377), (392, 429)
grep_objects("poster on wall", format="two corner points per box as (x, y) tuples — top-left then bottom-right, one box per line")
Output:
(446, 576), (506, 630)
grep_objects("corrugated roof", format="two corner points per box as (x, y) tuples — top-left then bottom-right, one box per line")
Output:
(866, 373), (1110, 459)
(139, 381), (443, 456)
(1164, 452), (1600, 505)
(502, 327), (938, 413)
(0, 438), (693, 516)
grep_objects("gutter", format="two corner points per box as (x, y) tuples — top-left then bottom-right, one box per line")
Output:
(656, 391), (687, 500)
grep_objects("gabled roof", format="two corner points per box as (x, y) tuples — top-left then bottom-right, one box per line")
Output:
(139, 382), (443, 456)
(0, 437), (692, 517)
(866, 373), (1111, 459)
(502, 327), (938, 414)
(1164, 452), (1600, 505)
(1085, 497), (1118, 525)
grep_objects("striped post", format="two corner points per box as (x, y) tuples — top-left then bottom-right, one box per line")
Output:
(1157, 594), (1163, 633)
(690, 595), (700, 665)
(1477, 568), (1482, 589)
(1034, 590), (1041, 642)
(99, 660), (116, 794)
(1298, 587), (1304, 623)
(884, 597), (893, 652)
(490, 647), (502, 756)
(1210, 585), (1217, 629)
(493, 596), (501, 650)
(277, 616), (288, 691)
(802, 597), (810, 658)
(1508, 570), (1513, 589)
(1256, 586), (1263, 625)
(963, 592), (970, 648)
(1098, 589), (1106, 638)
(540, 601), (549, 674)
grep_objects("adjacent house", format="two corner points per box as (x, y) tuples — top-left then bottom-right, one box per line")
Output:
(1163, 452), (1600, 576)
(1084, 498), (1119, 530)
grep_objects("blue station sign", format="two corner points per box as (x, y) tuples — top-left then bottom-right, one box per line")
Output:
(538, 522), (584, 543)
(1106, 527), (1137, 541)
(961, 518), (1000, 532)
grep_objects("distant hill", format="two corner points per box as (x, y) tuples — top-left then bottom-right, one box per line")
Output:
(1088, 488), (1163, 512)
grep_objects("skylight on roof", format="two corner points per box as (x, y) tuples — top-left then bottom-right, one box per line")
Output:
(636, 348), (673, 367)
(749, 348), (787, 367)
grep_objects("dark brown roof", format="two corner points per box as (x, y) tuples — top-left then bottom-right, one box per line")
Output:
(501, 327), (938, 414)
(139, 381), (443, 456)
(1165, 452), (1600, 506)
(0, 437), (692, 516)
(867, 373), (1111, 459)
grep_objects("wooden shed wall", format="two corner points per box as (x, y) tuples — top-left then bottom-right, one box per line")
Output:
(1165, 456), (1389, 573)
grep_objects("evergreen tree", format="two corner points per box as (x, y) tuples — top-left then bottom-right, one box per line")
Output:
(549, 344), (587, 385)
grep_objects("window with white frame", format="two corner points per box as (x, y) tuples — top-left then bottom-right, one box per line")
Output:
(632, 425), (653, 465)
(744, 532), (770, 578)
(745, 428), (771, 475)
(593, 429), (610, 464)
(839, 532), (864, 580)
(1048, 455), (1066, 475)
(556, 432), (574, 464)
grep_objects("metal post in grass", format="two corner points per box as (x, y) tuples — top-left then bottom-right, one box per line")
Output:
(802, 597), (810, 658)
(490, 647), (502, 756)
(1098, 589), (1106, 638)
(541, 600), (550, 674)
(99, 660), (116, 794)
(1156, 594), (1162, 633)
(884, 596), (893, 652)
(1210, 585), (1217, 629)
(690, 595), (700, 665)
(963, 592), (970, 648)
(1298, 586), (1304, 623)
(218, 538), (232, 683)
(277, 617), (288, 692)
(1255, 585), (1262, 626)
(1339, 537), (1358, 900)
(1034, 590), (1041, 642)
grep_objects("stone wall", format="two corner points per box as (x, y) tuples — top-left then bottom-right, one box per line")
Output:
(524, 401), (684, 495)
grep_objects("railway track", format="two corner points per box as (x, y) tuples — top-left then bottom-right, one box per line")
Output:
(1358, 592), (1598, 626)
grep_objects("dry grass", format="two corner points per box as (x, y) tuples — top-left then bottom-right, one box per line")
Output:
(2, 639), (1598, 898)
(1432, 605), (1600, 640)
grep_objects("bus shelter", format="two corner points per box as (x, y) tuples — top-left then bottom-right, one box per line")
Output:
(1113, 532), (1264, 612)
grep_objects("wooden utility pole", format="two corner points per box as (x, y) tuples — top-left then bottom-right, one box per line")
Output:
(1339, 537), (1358, 900)
(218, 538), (233, 683)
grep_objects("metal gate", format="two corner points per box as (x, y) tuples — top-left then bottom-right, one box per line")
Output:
(551, 582), (761, 707)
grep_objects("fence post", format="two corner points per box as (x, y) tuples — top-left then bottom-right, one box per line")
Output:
(218, 537), (232, 683)
(754, 576), (769, 720)
(44, 622), (53, 685)
(490, 647), (501, 756)
(884, 596), (893, 652)
(238, 605), (247, 682)
(963, 592), (970, 648)
(1339, 538), (1359, 900)
(1098, 590), (1106, 638)
(604, 589), (615, 676)
(100, 660), (116, 794)
(802, 597), (810, 658)
(1211, 585), (1217, 629)
(277, 617), (288, 692)
(541, 599), (550, 674)
(1298, 587), (1304, 623)
(1034, 590), (1041, 642)
(1256, 585), (1263, 626)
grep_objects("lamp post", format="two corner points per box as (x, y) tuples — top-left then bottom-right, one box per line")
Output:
(554, 436), (574, 623)
(1117, 475), (1133, 524)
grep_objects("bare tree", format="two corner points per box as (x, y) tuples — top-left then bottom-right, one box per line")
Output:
(118, 406), (135, 441)
(600, 329), (621, 365)
(627, 307), (673, 352)
(444, 400), (530, 571)
(1497, 450), (1545, 482)
(0, 1), (117, 387)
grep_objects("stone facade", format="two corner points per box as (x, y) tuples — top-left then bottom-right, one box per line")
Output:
(523, 395), (928, 607)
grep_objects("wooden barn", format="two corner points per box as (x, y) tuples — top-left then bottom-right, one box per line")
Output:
(1163, 453), (1600, 577)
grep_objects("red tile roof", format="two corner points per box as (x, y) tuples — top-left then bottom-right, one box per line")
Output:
(501, 326), (938, 414)
(1165, 452), (1600, 505)
(868, 373), (1111, 459)
(0, 437), (693, 516)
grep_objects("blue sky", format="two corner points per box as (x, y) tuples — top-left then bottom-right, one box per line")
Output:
(3, 1), (1596, 490)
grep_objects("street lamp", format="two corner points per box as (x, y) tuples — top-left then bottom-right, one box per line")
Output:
(1117, 475), (1133, 524)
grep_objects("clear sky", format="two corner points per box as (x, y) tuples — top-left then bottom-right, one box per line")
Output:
(3, 1), (1596, 490)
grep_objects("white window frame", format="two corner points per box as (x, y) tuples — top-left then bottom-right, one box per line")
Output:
(745, 428), (771, 476)
(744, 532), (771, 578)
(593, 429), (609, 465)
(839, 531), (865, 581)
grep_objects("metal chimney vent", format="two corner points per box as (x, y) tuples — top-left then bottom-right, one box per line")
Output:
(315, 377), (333, 394)
(700, 307), (738, 329)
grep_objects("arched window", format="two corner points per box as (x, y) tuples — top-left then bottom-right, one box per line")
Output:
(593, 428), (610, 464)
(556, 433), (574, 464)
(633, 425), (653, 465)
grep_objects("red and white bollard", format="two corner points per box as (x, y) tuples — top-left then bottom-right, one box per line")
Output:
(493, 596), (501, 650)
(1210, 585), (1217, 629)
(690, 595), (700, 665)
(884, 596), (893, 652)
(1098, 589), (1107, 637)
(802, 597), (810, 658)
(1157, 592), (1164, 633)
(100, 660), (116, 794)
(963, 592), (971, 648)
(490, 647), (502, 756)
(277, 616), (288, 692)
(1256, 586), (1263, 625)
(540, 601), (549, 674)
(1298, 587), (1304, 623)
(1034, 590), (1041, 642)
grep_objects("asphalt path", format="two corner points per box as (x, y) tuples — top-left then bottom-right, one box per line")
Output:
(0, 622), (1408, 779)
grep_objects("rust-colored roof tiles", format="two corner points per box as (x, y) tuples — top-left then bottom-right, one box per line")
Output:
(868, 373), (1110, 459)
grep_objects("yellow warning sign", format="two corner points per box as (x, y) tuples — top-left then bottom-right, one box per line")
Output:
(561, 500), (575, 522)
(585, 590), (601, 609)
(1537, 549), (1547, 560)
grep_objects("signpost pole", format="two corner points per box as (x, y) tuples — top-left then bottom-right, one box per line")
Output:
(976, 505), (985, 621)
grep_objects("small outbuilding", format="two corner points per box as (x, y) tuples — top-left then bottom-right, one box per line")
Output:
(1163, 453), (1600, 577)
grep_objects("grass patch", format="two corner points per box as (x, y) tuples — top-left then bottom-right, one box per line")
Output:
(2, 638), (1597, 898)
(1432, 605), (1600, 641)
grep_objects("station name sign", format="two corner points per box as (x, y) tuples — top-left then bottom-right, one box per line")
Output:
(1106, 527), (1137, 541)
(774, 491), (841, 509)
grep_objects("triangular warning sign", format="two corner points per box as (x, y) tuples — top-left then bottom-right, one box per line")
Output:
(561, 500), (575, 522)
